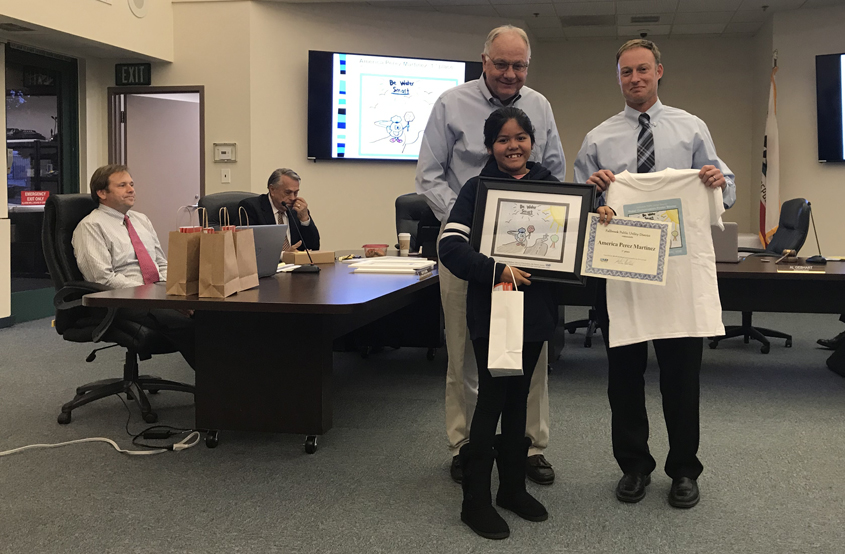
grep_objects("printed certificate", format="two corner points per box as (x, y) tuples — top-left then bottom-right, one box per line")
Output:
(580, 214), (670, 285)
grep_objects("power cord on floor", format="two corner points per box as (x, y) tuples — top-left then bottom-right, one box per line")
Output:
(0, 394), (203, 459)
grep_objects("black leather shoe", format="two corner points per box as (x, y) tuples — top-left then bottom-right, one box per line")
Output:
(615, 473), (651, 503)
(817, 331), (845, 350)
(451, 455), (462, 484)
(526, 454), (555, 485)
(668, 477), (700, 509)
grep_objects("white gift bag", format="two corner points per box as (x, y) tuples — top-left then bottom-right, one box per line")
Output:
(487, 264), (524, 377)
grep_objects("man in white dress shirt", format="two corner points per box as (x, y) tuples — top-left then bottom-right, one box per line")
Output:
(574, 40), (736, 509)
(72, 164), (195, 368)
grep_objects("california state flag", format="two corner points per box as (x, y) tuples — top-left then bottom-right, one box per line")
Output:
(760, 66), (779, 246)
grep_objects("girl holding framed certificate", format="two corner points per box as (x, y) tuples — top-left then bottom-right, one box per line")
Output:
(439, 107), (557, 540)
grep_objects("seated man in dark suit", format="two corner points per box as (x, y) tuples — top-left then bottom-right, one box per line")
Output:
(72, 164), (195, 369)
(238, 168), (320, 252)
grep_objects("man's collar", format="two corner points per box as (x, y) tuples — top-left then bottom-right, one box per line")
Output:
(624, 98), (664, 129)
(478, 76), (522, 107)
(97, 203), (130, 219)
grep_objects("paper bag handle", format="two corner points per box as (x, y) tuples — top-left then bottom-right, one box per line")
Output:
(238, 206), (250, 227)
(218, 207), (230, 228)
(176, 205), (199, 228)
(198, 207), (209, 229)
(491, 261), (519, 292)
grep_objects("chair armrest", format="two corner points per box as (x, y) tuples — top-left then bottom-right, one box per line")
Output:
(54, 281), (118, 343)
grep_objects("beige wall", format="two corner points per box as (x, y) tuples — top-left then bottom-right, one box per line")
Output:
(772, 6), (845, 257)
(155, 1), (253, 205)
(158, 1), (513, 251)
(532, 37), (754, 230)
(0, 0), (174, 61)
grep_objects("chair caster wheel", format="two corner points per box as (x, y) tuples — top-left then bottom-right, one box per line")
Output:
(785, 339), (793, 348)
(584, 337), (592, 348)
(57, 412), (72, 425)
(760, 344), (770, 354)
(304, 435), (318, 454)
(426, 348), (436, 361)
(567, 328), (576, 335)
(709, 341), (718, 349)
(743, 336), (750, 344)
(360, 347), (370, 359)
(148, 389), (160, 395)
(142, 411), (158, 424)
(205, 430), (219, 448)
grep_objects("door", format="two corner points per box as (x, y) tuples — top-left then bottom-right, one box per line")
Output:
(5, 43), (79, 323)
(109, 86), (204, 253)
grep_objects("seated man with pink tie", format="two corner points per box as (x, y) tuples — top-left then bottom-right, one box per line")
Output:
(71, 164), (195, 369)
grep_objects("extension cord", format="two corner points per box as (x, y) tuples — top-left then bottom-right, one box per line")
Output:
(0, 432), (201, 458)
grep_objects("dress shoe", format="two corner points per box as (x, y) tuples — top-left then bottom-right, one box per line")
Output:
(450, 455), (462, 484)
(668, 477), (700, 509)
(817, 331), (845, 350)
(526, 454), (555, 485)
(615, 473), (651, 503)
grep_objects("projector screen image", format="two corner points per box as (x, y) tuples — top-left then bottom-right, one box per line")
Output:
(815, 52), (845, 162)
(308, 51), (482, 161)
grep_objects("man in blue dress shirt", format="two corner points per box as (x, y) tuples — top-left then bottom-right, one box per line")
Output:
(574, 39), (736, 510)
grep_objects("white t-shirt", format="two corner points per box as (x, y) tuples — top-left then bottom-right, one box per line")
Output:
(605, 168), (725, 348)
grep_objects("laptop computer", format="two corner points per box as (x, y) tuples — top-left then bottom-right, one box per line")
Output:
(711, 221), (742, 263)
(237, 224), (288, 277)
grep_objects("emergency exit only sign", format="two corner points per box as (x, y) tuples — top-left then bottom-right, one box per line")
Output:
(115, 63), (151, 86)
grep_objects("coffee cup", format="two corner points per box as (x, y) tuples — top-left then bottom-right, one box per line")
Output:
(398, 232), (411, 256)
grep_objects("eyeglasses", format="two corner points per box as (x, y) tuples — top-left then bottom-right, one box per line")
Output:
(489, 59), (529, 73)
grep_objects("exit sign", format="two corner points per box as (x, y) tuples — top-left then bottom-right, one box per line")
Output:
(115, 63), (151, 86)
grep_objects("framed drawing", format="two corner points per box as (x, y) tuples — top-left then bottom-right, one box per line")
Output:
(470, 177), (596, 285)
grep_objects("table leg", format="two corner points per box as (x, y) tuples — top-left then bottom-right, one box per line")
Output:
(194, 311), (333, 436)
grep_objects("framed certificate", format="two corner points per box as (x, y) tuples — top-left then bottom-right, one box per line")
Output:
(581, 214), (670, 284)
(471, 177), (596, 284)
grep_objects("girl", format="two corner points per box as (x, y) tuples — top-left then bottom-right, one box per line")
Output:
(439, 107), (559, 540)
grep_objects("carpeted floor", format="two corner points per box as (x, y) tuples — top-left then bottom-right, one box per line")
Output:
(1, 308), (843, 554)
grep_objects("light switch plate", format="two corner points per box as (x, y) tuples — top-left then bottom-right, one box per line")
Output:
(221, 169), (231, 184)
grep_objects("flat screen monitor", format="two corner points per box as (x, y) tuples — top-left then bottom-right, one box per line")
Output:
(816, 52), (845, 162)
(307, 50), (483, 161)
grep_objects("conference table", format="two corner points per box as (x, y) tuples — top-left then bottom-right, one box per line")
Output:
(556, 256), (845, 350)
(83, 257), (441, 452)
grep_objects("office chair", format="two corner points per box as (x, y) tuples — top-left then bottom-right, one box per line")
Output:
(43, 194), (195, 424)
(198, 191), (258, 228)
(395, 193), (440, 259)
(709, 198), (811, 354)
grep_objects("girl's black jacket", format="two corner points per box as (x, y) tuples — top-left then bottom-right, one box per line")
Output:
(439, 159), (559, 342)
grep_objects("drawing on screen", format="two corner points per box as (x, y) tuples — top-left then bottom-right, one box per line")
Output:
(373, 112), (416, 148)
(359, 75), (458, 156)
(491, 199), (569, 263)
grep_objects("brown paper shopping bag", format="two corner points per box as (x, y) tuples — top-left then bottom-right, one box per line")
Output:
(234, 206), (259, 291)
(165, 206), (202, 296)
(198, 210), (240, 298)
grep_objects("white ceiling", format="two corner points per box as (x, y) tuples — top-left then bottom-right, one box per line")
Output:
(276, 0), (845, 40)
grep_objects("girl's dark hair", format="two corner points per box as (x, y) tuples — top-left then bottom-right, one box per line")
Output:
(483, 107), (535, 150)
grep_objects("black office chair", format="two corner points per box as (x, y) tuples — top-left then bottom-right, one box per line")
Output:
(42, 194), (194, 424)
(710, 198), (811, 354)
(395, 193), (440, 259)
(198, 191), (258, 228)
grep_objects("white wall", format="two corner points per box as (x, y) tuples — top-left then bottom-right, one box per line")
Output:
(772, 6), (845, 256)
(0, 0), (174, 62)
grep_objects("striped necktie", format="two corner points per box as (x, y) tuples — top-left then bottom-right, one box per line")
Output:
(277, 210), (290, 251)
(637, 113), (655, 174)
